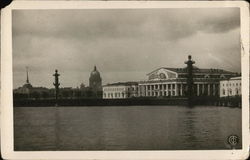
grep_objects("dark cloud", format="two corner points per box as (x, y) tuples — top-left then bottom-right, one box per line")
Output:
(197, 8), (240, 33)
(13, 8), (240, 41)
(12, 8), (241, 88)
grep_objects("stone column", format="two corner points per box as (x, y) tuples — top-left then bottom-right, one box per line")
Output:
(166, 83), (169, 96)
(175, 83), (178, 96)
(149, 85), (151, 96)
(161, 84), (164, 96)
(208, 84), (210, 96)
(170, 83), (173, 96)
(158, 84), (161, 96)
(197, 84), (199, 96)
(138, 85), (141, 97)
(213, 84), (216, 96)
(180, 84), (183, 96)
(202, 83), (205, 95)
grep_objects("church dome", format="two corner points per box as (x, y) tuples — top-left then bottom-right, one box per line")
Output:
(89, 66), (102, 93)
(23, 83), (33, 89)
(90, 66), (101, 80)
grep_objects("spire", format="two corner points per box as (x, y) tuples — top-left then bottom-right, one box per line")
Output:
(26, 66), (29, 84)
(94, 65), (97, 71)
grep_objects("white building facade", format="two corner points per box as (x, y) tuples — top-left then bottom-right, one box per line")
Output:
(220, 77), (241, 97)
(138, 67), (237, 97)
(103, 82), (138, 99)
(103, 67), (238, 99)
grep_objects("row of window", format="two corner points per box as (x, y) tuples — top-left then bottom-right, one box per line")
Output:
(103, 86), (138, 92)
(222, 82), (241, 87)
(222, 88), (241, 96)
(146, 91), (176, 96)
(142, 84), (177, 90)
(103, 92), (126, 98)
(103, 87), (126, 92)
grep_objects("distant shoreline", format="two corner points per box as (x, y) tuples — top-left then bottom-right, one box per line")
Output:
(13, 96), (241, 108)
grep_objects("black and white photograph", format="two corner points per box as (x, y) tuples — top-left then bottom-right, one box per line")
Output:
(1, 1), (249, 160)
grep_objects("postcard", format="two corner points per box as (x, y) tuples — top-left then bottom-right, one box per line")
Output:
(1, 1), (249, 159)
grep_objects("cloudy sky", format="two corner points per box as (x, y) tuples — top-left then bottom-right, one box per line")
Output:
(12, 8), (241, 88)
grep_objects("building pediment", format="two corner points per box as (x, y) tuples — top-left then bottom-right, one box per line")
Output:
(147, 68), (178, 81)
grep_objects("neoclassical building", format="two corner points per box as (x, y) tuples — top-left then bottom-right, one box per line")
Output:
(138, 67), (238, 97)
(220, 77), (241, 97)
(103, 82), (138, 99)
(103, 56), (239, 99)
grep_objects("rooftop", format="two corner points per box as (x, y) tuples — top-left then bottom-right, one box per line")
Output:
(230, 76), (241, 80)
(103, 81), (138, 87)
(147, 66), (237, 75)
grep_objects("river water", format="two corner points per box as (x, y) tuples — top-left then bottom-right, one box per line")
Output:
(14, 105), (241, 150)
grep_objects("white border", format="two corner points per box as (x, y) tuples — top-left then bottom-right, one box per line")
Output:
(1, 1), (249, 160)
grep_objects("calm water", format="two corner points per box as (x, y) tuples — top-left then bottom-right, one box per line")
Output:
(14, 105), (242, 150)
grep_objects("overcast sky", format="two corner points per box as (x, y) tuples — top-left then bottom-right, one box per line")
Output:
(12, 8), (241, 89)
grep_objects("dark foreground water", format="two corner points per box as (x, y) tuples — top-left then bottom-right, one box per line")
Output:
(14, 105), (242, 151)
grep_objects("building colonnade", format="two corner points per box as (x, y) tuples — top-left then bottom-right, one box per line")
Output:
(138, 82), (219, 97)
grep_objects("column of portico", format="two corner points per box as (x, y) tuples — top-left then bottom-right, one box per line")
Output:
(158, 84), (161, 96)
(142, 85), (145, 97)
(138, 85), (140, 97)
(180, 84), (183, 96)
(196, 83), (200, 96)
(150, 84), (153, 96)
(161, 84), (164, 96)
(207, 84), (210, 96)
(175, 83), (178, 96)
(213, 84), (216, 96)
(148, 85), (151, 96)
(137, 85), (140, 97)
(170, 83), (173, 96)
(201, 83), (204, 95)
(166, 83), (169, 96)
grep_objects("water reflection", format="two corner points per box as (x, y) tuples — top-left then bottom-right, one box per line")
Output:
(14, 106), (242, 150)
(182, 109), (197, 148)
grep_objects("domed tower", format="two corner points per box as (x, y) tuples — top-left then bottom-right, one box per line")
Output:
(89, 66), (102, 97)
